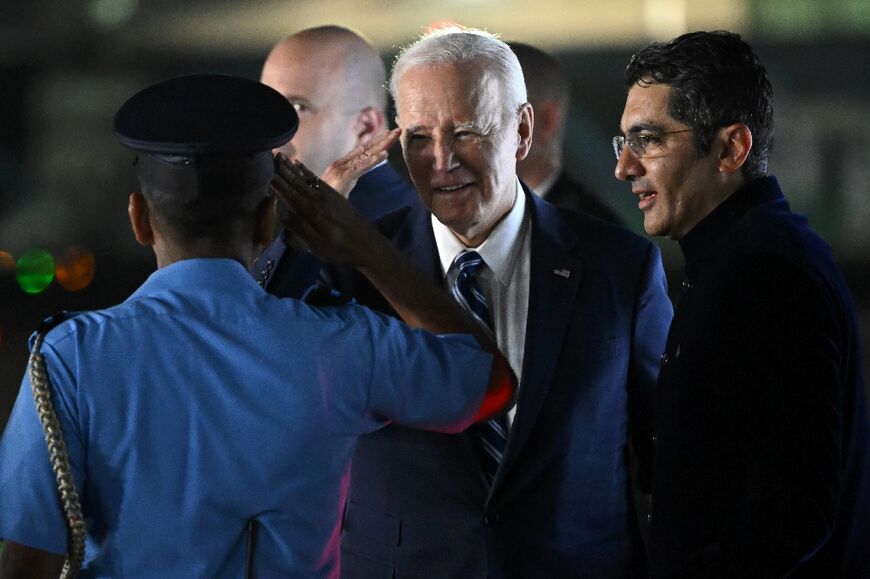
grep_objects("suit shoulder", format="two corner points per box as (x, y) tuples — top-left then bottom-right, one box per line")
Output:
(725, 204), (841, 289)
(373, 204), (417, 237)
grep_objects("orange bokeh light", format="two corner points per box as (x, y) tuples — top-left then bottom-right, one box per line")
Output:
(55, 246), (96, 291)
(0, 250), (14, 272)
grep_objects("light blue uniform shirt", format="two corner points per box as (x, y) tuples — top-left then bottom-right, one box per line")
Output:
(0, 259), (490, 578)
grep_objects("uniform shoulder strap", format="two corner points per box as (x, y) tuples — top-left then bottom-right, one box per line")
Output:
(29, 311), (87, 578)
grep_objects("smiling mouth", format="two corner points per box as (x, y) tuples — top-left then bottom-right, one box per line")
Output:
(635, 190), (657, 210)
(435, 183), (472, 193)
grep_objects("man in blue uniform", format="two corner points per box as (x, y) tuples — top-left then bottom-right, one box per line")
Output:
(614, 31), (870, 577)
(0, 74), (514, 578)
(252, 25), (419, 296)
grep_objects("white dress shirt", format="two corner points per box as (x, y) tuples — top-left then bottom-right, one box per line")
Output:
(432, 178), (531, 426)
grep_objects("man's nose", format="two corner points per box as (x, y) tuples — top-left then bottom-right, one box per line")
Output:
(433, 139), (459, 172)
(614, 146), (642, 182)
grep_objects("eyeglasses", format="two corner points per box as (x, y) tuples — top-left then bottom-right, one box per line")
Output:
(612, 128), (694, 160)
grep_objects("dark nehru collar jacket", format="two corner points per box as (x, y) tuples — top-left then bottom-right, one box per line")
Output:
(253, 162), (419, 297)
(650, 176), (870, 578)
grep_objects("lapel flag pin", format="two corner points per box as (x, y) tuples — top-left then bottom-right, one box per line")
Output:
(554, 268), (571, 278)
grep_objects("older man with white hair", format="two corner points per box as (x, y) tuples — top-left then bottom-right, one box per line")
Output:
(328, 28), (673, 579)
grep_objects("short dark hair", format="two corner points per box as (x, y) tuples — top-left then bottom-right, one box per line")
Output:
(140, 174), (268, 245)
(625, 30), (774, 180)
(132, 150), (274, 246)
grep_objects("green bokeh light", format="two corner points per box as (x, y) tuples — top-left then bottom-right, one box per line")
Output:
(16, 248), (55, 295)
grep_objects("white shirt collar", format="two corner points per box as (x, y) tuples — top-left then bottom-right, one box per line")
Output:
(432, 178), (527, 286)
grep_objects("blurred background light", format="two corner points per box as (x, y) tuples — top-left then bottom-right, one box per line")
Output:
(88, 0), (139, 30)
(0, 251), (15, 273)
(55, 246), (96, 292)
(643, 0), (688, 39)
(16, 248), (55, 295)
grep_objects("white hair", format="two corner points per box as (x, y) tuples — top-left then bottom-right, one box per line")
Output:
(390, 27), (527, 120)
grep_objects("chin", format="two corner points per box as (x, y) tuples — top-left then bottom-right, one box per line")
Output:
(643, 219), (669, 238)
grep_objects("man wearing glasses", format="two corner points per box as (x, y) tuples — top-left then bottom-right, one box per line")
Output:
(614, 30), (870, 577)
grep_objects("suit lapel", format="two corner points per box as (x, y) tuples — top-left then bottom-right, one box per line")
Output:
(489, 192), (584, 497)
(395, 195), (585, 497)
(393, 203), (443, 282)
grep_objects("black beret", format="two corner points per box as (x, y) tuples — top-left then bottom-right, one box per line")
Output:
(113, 74), (297, 198)
(113, 73), (297, 156)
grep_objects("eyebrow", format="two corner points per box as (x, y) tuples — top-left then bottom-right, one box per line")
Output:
(621, 122), (664, 136)
(403, 121), (479, 134)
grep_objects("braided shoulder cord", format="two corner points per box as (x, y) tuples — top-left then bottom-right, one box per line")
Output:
(29, 330), (86, 578)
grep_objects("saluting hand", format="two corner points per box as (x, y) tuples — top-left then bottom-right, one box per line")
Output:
(320, 128), (400, 197)
(272, 154), (381, 268)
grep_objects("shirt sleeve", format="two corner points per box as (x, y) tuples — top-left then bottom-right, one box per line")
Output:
(321, 305), (491, 435)
(0, 338), (85, 555)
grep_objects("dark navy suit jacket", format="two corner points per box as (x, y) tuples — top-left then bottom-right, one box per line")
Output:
(253, 162), (418, 296)
(334, 187), (673, 579)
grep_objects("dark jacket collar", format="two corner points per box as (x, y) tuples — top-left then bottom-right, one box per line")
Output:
(679, 175), (783, 273)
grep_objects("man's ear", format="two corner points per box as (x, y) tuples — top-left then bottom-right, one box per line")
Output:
(516, 102), (534, 161)
(254, 193), (277, 248)
(128, 192), (155, 246)
(354, 106), (385, 146)
(717, 123), (753, 175)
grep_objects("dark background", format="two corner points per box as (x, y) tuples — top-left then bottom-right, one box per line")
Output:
(2, 0), (870, 429)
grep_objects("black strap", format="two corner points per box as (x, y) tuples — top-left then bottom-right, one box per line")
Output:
(245, 518), (258, 579)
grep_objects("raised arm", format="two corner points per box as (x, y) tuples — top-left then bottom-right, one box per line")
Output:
(272, 147), (515, 421)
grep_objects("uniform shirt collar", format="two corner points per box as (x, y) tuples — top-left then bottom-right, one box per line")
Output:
(128, 258), (254, 300)
(432, 177), (527, 285)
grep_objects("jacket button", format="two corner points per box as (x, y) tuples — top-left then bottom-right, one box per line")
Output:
(660, 351), (669, 365)
(681, 279), (692, 290)
(265, 259), (274, 271)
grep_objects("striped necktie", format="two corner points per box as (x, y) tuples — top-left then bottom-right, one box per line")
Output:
(451, 250), (508, 486)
